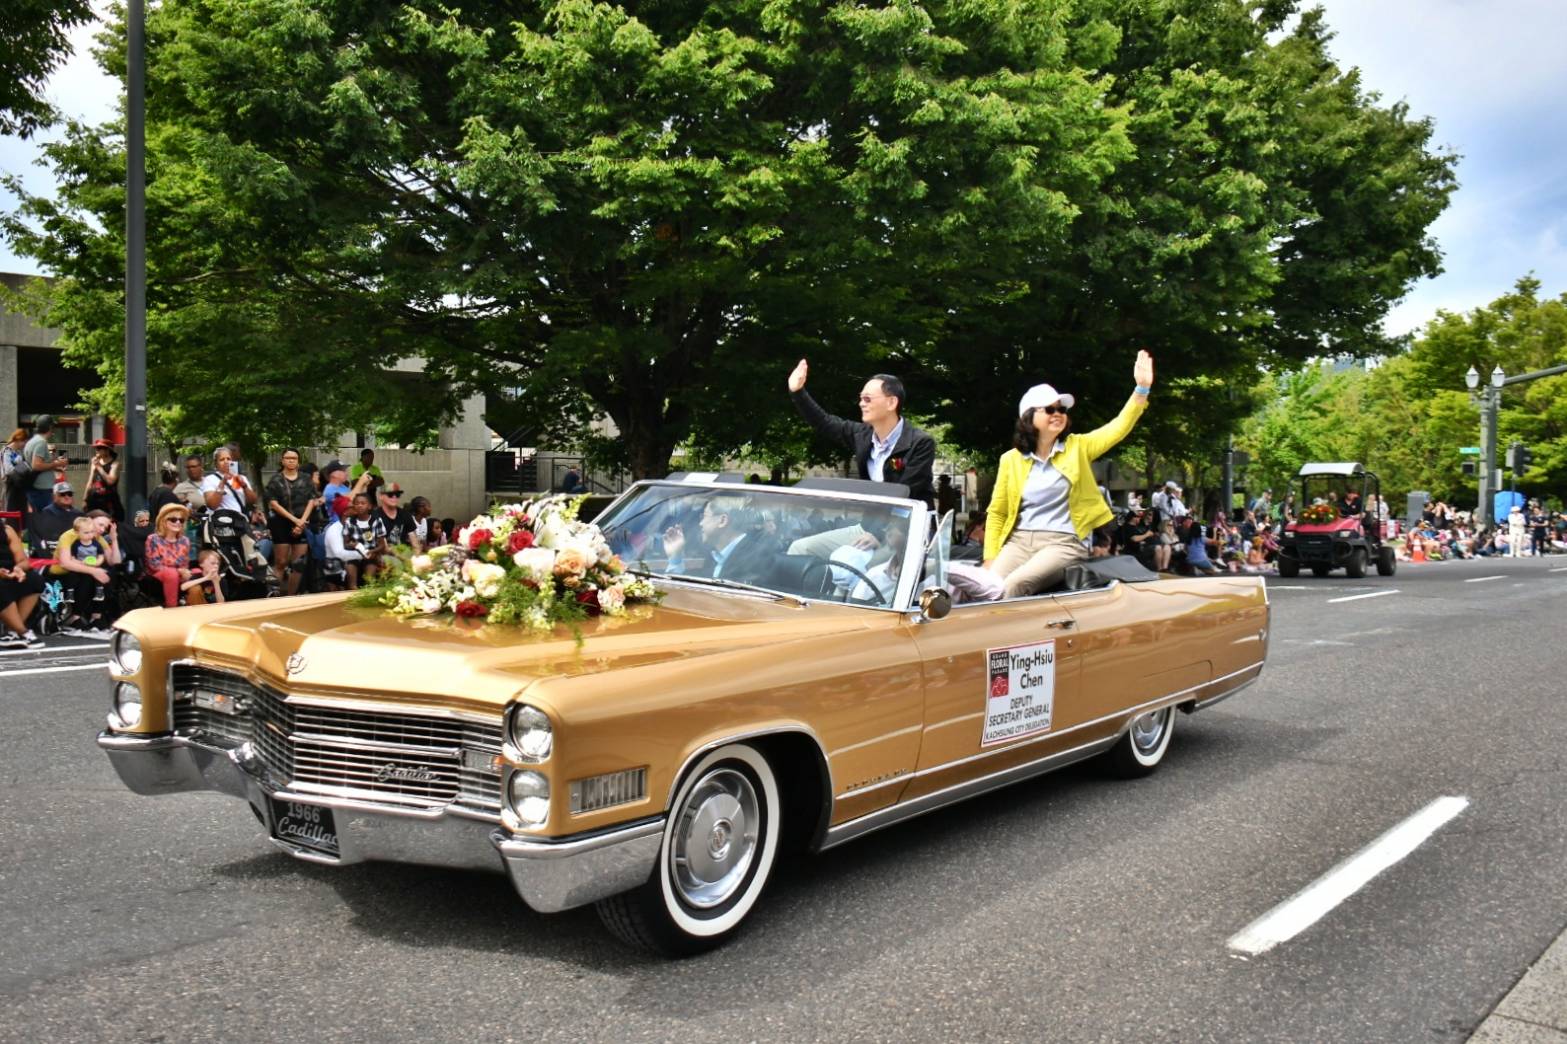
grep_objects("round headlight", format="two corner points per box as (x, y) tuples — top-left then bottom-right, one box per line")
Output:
(507, 769), (550, 828)
(507, 704), (553, 762)
(110, 630), (142, 676)
(112, 682), (143, 729)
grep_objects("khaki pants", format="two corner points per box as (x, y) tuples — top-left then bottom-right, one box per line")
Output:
(992, 529), (1088, 598)
(788, 524), (894, 567)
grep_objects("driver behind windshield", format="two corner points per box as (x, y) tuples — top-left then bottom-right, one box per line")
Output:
(661, 495), (780, 583)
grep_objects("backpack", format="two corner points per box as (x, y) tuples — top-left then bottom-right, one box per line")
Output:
(2, 448), (33, 494)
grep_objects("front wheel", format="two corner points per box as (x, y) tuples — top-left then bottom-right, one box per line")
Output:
(597, 744), (780, 955)
(1104, 706), (1175, 778)
(1345, 548), (1368, 579)
(1376, 547), (1397, 576)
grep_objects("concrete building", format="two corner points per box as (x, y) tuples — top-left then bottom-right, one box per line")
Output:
(1, 271), (493, 519)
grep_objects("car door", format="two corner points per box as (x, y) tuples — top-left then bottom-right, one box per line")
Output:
(901, 594), (1086, 801)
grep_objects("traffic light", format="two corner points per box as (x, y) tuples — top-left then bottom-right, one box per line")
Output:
(1506, 443), (1534, 472)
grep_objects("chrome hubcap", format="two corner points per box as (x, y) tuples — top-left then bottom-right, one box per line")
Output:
(1131, 709), (1168, 754)
(672, 768), (759, 909)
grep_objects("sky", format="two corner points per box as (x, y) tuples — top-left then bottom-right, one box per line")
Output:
(2, 1), (1565, 338)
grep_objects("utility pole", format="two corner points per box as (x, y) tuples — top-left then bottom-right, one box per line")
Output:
(125, 0), (148, 514)
(1221, 442), (1234, 519)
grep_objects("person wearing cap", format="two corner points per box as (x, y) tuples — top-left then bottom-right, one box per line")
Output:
(21, 415), (71, 515)
(1152, 479), (1188, 520)
(374, 482), (416, 549)
(85, 437), (124, 520)
(983, 350), (1155, 597)
(786, 358), (937, 508)
(145, 503), (194, 607)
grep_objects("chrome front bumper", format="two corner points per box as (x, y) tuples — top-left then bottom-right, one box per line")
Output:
(97, 731), (663, 913)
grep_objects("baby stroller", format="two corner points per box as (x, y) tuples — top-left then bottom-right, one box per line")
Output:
(200, 508), (279, 600)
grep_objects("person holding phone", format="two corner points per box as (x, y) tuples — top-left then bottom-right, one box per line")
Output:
(202, 446), (258, 514)
(85, 438), (125, 521)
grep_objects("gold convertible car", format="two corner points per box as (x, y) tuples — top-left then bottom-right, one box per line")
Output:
(99, 478), (1269, 954)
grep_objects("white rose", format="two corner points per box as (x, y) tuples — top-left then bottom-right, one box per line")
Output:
(465, 562), (506, 599)
(513, 547), (557, 579)
(411, 554), (434, 575)
(597, 584), (626, 614)
(533, 514), (568, 550)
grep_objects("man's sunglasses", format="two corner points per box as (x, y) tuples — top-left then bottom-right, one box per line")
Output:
(56, 492), (74, 498)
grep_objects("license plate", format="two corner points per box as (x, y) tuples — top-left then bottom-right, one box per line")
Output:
(269, 798), (339, 858)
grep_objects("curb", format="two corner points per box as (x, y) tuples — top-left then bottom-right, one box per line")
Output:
(1470, 925), (1567, 1041)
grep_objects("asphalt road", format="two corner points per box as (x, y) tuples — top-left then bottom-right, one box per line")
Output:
(2, 555), (1565, 1043)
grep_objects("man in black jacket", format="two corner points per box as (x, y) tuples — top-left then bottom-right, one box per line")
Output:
(787, 359), (936, 508)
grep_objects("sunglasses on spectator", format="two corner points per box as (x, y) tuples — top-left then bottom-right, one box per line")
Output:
(383, 490), (402, 497)
(1041, 405), (1069, 415)
(57, 492), (74, 498)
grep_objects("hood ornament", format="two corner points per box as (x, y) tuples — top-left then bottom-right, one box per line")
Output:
(285, 653), (307, 676)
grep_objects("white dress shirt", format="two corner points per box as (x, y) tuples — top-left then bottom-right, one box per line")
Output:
(867, 420), (904, 483)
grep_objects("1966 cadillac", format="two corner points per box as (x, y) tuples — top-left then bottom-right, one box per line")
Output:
(98, 477), (1269, 954)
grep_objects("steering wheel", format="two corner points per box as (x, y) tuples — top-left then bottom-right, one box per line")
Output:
(827, 560), (889, 605)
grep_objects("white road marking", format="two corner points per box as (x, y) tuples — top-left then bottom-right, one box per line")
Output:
(1228, 795), (1469, 956)
(1326, 589), (1399, 604)
(0, 663), (107, 679)
(1550, 567), (1567, 573)
(1464, 575), (1507, 583)
(1266, 585), (1312, 590)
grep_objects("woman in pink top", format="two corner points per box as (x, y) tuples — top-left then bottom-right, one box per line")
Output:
(145, 503), (193, 607)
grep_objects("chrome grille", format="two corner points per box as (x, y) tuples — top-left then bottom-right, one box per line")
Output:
(170, 665), (502, 812)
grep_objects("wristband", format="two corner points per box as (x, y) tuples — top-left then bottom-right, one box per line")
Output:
(1135, 385), (1151, 396)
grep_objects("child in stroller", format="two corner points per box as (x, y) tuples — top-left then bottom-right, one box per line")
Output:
(200, 508), (279, 600)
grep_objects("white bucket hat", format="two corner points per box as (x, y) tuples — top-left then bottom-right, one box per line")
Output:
(1018, 383), (1075, 417)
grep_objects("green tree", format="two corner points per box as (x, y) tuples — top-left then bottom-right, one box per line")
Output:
(4, 1), (1455, 478)
(0, 0), (95, 137)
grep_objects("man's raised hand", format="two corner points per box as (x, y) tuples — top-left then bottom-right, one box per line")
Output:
(787, 359), (809, 393)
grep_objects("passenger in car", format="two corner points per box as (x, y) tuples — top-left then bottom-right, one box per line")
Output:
(984, 350), (1155, 598)
(661, 496), (781, 584)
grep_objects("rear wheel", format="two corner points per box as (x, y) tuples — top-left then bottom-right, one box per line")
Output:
(1277, 557), (1300, 578)
(1104, 706), (1175, 778)
(1376, 547), (1397, 576)
(1344, 548), (1368, 579)
(596, 744), (780, 956)
(1310, 563), (1333, 577)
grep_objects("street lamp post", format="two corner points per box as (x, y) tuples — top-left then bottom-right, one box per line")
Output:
(1466, 365), (1504, 527)
(125, 0), (148, 515)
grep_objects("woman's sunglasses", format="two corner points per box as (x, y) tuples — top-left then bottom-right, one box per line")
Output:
(1041, 405), (1069, 416)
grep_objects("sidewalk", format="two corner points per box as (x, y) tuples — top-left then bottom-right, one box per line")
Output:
(1471, 925), (1567, 1041)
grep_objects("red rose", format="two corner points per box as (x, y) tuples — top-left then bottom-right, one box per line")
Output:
(889, 457), (905, 472)
(575, 588), (601, 615)
(467, 527), (493, 551)
(454, 600), (488, 618)
(507, 529), (535, 553)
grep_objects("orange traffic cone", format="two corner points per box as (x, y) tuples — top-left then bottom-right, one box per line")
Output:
(1411, 542), (1426, 563)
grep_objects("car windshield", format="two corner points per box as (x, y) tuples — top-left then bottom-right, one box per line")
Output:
(1301, 475), (1367, 512)
(595, 482), (921, 609)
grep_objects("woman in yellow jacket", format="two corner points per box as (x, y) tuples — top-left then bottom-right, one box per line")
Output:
(985, 350), (1155, 597)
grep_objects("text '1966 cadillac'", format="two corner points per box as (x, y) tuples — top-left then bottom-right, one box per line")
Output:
(98, 476), (1268, 954)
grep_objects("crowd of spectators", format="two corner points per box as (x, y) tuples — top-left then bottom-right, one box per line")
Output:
(1, 425), (451, 648)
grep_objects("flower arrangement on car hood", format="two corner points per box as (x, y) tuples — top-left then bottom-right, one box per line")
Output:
(351, 495), (658, 629)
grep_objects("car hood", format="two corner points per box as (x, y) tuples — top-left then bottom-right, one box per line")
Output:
(144, 586), (881, 709)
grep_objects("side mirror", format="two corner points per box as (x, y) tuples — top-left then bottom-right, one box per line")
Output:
(919, 587), (952, 621)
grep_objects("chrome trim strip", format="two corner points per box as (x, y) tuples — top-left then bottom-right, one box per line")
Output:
(665, 724), (834, 809)
(1188, 676), (1258, 712)
(835, 660), (1267, 799)
(166, 659), (502, 724)
(496, 817), (665, 859)
(286, 733), (461, 758)
(822, 734), (1119, 850)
